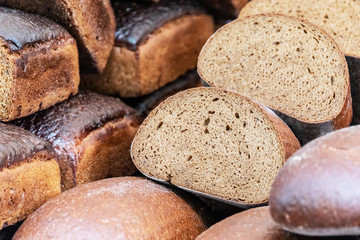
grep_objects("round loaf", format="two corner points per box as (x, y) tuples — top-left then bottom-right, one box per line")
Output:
(270, 126), (360, 236)
(196, 206), (359, 240)
(13, 177), (211, 240)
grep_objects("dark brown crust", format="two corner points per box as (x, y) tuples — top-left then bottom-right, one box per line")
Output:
(13, 91), (140, 190)
(198, 0), (248, 19)
(0, 123), (53, 170)
(0, 7), (70, 51)
(270, 126), (360, 236)
(0, 0), (116, 73)
(13, 177), (211, 240)
(273, 85), (352, 145)
(347, 56), (360, 125)
(196, 206), (359, 240)
(123, 69), (202, 116)
(113, 0), (207, 50)
(5, 36), (80, 121)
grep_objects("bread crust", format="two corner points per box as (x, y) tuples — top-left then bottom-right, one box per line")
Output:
(13, 91), (140, 191)
(0, 154), (61, 229)
(270, 126), (360, 236)
(0, 0), (116, 73)
(347, 56), (360, 125)
(13, 177), (211, 240)
(199, 0), (248, 18)
(82, 14), (214, 97)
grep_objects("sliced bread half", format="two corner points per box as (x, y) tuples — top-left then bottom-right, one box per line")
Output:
(198, 14), (352, 144)
(131, 87), (300, 207)
(239, 0), (360, 125)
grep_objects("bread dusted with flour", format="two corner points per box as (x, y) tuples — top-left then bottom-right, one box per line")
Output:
(131, 87), (300, 206)
(0, 7), (79, 121)
(13, 91), (140, 191)
(0, 123), (61, 230)
(82, 0), (214, 97)
(0, 0), (115, 74)
(239, 0), (360, 125)
(198, 14), (352, 144)
(270, 126), (360, 236)
(13, 177), (212, 240)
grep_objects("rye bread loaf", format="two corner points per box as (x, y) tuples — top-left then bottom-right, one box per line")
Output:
(0, 7), (79, 121)
(239, 0), (360, 125)
(196, 206), (360, 240)
(13, 177), (212, 240)
(0, 123), (61, 230)
(13, 91), (140, 191)
(131, 87), (300, 207)
(82, 0), (214, 97)
(270, 126), (360, 236)
(198, 14), (352, 145)
(0, 0), (115, 74)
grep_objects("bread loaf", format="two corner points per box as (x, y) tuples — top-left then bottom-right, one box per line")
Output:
(13, 177), (212, 240)
(198, 14), (352, 144)
(131, 87), (300, 206)
(13, 91), (140, 191)
(0, 123), (61, 230)
(239, 0), (360, 125)
(270, 126), (360, 236)
(0, 7), (79, 121)
(196, 206), (359, 240)
(82, 0), (214, 97)
(0, 0), (116, 74)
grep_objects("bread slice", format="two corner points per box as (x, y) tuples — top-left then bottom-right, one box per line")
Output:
(82, 0), (214, 97)
(270, 125), (360, 237)
(13, 177), (212, 240)
(13, 91), (140, 191)
(198, 14), (352, 144)
(0, 0), (115, 74)
(0, 123), (61, 229)
(0, 7), (79, 121)
(239, 0), (360, 126)
(131, 87), (300, 206)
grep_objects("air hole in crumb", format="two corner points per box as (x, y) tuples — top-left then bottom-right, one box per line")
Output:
(187, 155), (192, 161)
(273, 41), (281, 45)
(333, 92), (336, 99)
(212, 98), (219, 102)
(204, 128), (209, 134)
(235, 113), (240, 118)
(204, 118), (210, 126)
(157, 122), (163, 130)
(254, 22), (259, 25)
(181, 129), (188, 133)
(331, 76), (334, 85)
(208, 111), (215, 114)
(243, 122), (247, 128)
(250, 109), (253, 113)
(304, 29), (308, 34)
(296, 48), (300, 52)
(324, 14), (329, 19)
(226, 125), (232, 131)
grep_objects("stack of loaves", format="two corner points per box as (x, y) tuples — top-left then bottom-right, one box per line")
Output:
(0, 0), (360, 239)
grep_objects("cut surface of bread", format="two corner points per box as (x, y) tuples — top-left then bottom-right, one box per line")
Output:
(239, 0), (360, 58)
(131, 87), (299, 205)
(198, 14), (349, 124)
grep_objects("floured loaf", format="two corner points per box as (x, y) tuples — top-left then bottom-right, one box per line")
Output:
(131, 87), (300, 206)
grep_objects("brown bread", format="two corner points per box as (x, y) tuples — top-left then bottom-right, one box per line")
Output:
(13, 91), (140, 191)
(0, 7), (79, 121)
(198, 14), (352, 145)
(270, 126), (360, 236)
(13, 177), (212, 240)
(131, 87), (300, 207)
(0, 0), (115, 73)
(0, 123), (61, 230)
